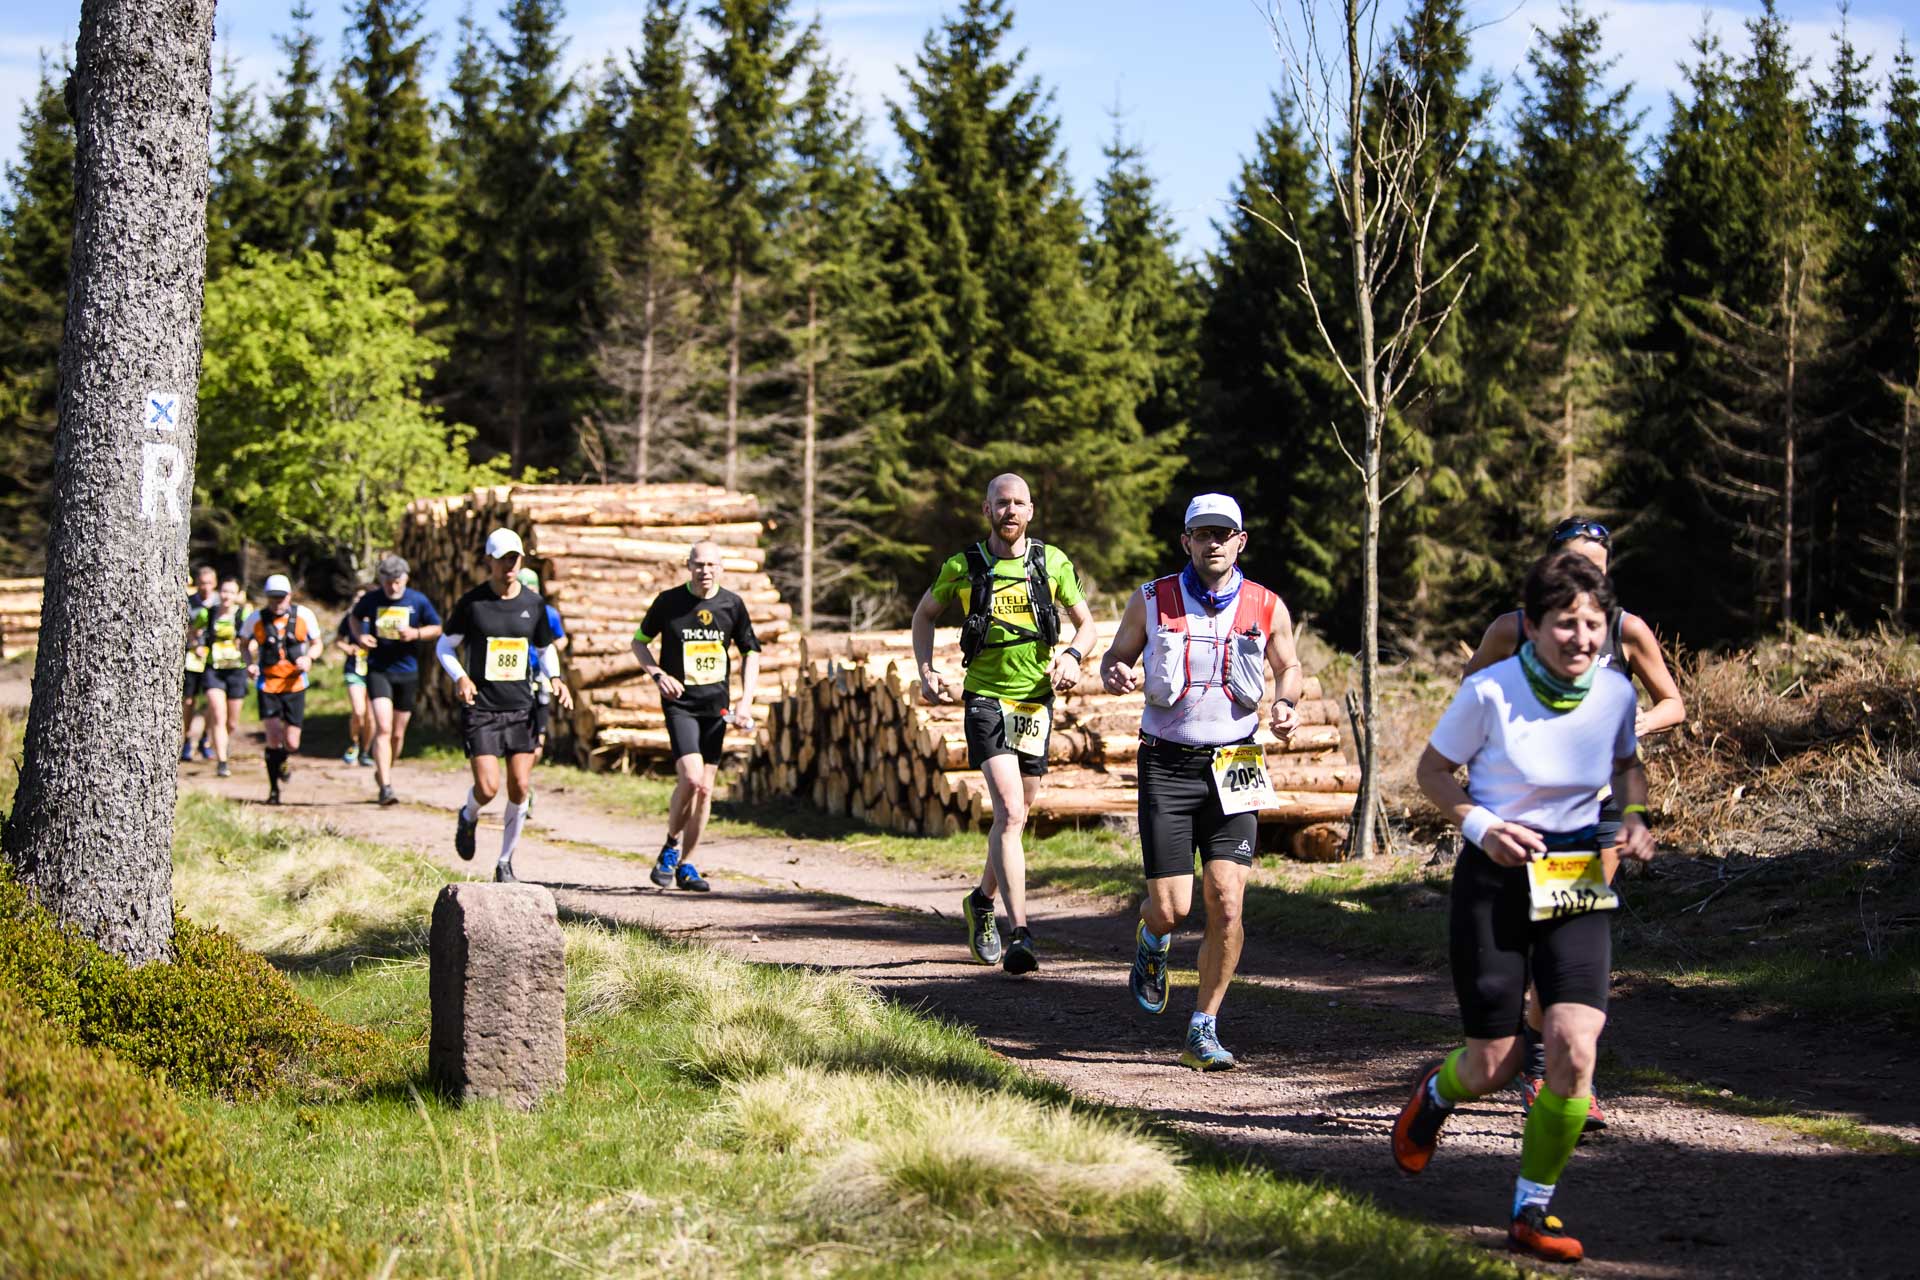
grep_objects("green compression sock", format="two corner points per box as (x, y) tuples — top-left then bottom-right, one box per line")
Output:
(1436, 1047), (1476, 1105)
(1519, 1084), (1591, 1186)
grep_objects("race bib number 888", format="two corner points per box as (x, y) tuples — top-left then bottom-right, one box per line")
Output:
(484, 636), (529, 682)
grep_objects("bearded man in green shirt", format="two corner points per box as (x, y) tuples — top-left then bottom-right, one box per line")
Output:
(910, 473), (1099, 974)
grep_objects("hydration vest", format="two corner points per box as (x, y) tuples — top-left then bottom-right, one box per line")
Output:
(958, 540), (1060, 667)
(253, 610), (312, 693)
(1141, 573), (1275, 710)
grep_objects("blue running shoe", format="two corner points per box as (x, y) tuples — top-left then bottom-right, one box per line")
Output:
(179, 741), (194, 763)
(650, 844), (681, 887)
(342, 745), (360, 765)
(1129, 921), (1171, 1014)
(1181, 1020), (1236, 1072)
(675, 861), (710, 892)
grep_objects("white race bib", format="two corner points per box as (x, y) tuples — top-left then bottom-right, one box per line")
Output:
(1211, 743), (1279, 815)
(484, 636), (529, 682)
(1526, 851), (1620, 922)
(682, 640), (726, 686)
(376, 606), (410, 639)
(211, 639), (242, 669)
(999, 699), (1050, 757)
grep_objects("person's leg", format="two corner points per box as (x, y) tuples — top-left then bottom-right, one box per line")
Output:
(262, 716), (287, 799)
(495, 751), (535, 877)
(372, 697), (397, 786)
(205, 689), (230, 763)
(668, 753), (706, 845)
(978, 753), (1031, 927)
(391, 709), (412, 762)
(681, 761), (721, 861)
(1194, 858), (1251, 1018)
(467, 754), (502, 810)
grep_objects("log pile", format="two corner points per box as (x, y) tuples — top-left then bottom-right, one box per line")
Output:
(395, 484), (796, 767)
(735, 623), (1358, 855)
(0, 578), (42, 657)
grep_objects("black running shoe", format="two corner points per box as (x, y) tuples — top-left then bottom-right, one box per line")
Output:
(651, 845), (681, 887)
(495, 859), (516, 884)
(215, 761), (231, 779)
(674, 861), (710, 892)
(378, 784), (397, 807)
(455, 809), (478, 861)
(963, 890), (1003, 965)
(1003, 926), (1038, 974)
(266, 786), (281, 806)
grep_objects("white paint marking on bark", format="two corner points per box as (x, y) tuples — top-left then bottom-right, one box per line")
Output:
(145, 390), (179, 431)
(140, 441), (185, 522)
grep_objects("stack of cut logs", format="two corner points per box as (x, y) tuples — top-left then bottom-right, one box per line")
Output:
(395, 484), (795, 768)
(0, 578), (42, 658)
(735, 623), (1359, 858)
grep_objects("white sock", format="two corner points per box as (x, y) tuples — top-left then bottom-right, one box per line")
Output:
(1512, 1177), (1555, 1218)
(499, 800), (526, 865)
(1427, 1074), (1456, 1111)
(460, 787), (480, 822)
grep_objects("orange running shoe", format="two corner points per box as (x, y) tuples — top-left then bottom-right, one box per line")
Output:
(1391, 1063), (1451, 1174)
(1584, 1092), (1608, 1131)
(1509, 1204), (1585, 1263)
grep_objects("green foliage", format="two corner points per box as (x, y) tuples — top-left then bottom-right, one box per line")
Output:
(205, 50), (271, 279)
(197, 230), (509, 572)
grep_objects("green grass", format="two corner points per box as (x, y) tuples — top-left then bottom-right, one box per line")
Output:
(165, 790), (1524, 1279)
(1610, 1063), (1920, 1157)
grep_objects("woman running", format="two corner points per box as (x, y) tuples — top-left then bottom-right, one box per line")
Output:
(1464, 516), (1683, 1123)
(1394, 550), (1656, 1264)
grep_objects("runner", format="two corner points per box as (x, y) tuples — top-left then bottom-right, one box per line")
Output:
(1100, 494), (1301, 1068)
(518, 566), (569, 761)
(196, 576), (250, 778)
(1394, 549), (1656, 1264)
(180, 564), (220, 762)
(435, 529), (570, 883)
(349, 556), (443, 806)
(241, 574), (320, 805)
(334, 592), (377, 768)
(632, 542), (761, 894)
(1462, 516), (1685, 1126)
(910, 473), (1097, 974)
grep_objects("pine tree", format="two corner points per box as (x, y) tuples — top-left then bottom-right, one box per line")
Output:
(0, 54), (75, 573)
(205, 47), (268, 278)
(330, 0), (445, 287)
(254, 1), (330, 256)
(697, 0), (815, 490)
(1862, 42), (1920, 618)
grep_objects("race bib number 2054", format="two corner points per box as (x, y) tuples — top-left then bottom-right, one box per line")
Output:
(1211, 743), (1279, 815)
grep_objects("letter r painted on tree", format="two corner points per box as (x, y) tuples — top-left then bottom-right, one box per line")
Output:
(140, 441), (185, 522)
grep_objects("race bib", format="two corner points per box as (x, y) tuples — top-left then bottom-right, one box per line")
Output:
(484, 636), (529, 682)
(1211, 743), (1279, 815)
(683, 640), (726, 687)
(184, 649), (207, 673)
(211, 639), (242, 669)
(998, 699), (1050, 757)
(376, 606), (410, 639)
(1526, 851), (1620, 922)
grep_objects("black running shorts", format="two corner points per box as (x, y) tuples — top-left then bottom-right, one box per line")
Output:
(962, 691), (1051, 777)
(1449, 841), (1612, 1039)
(1137, 737), (1258, 879)
(204, 669), (248, 700)
(663, 700), (726, 764)
(366, 669), (420, 713)
(182, 669), (205, 699)
(258, 689), (306, 726)
(462, 704), (536, 759)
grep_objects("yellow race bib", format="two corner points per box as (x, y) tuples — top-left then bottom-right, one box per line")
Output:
(484, 636), (529, 682)
(1526, 852), (1620, 922)
(1211, 743), (1279, 815)
(211, 639), (243, 669)
(376, 606), (410, 639)
(184, 649), (207, 673)
(998, 699), (1050, 757)
(682, 640), (726, 687)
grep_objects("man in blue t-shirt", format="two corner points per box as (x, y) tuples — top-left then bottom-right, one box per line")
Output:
(349, 555), (444, 806)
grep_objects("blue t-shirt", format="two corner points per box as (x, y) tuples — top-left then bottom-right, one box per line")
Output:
(545, 604), (566, 640)
(350, 587), (443, 675)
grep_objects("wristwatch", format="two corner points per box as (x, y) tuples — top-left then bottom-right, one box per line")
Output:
(1277, 697), (1297, 708)
(1063, 646), (1084, 662)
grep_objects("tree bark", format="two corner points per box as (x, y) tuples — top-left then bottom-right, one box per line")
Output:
(1345, 0), (1381, 862)
(1780, 246), (1798, 628)
(724, 248), (743, 489)
(802, 284), (818, 631)
(1899, 386), (1913, 620)
(636, 260), (657, 483)
(3, 0), (218, 964)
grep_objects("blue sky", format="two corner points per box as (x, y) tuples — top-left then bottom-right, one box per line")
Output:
(3, 0), (1914, 256)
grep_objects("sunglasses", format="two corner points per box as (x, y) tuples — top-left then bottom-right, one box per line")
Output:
(1549, 518), (1610, 549)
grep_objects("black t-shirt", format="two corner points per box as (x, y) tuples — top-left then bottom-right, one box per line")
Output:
(446, 583), (558, 712)
(637, 585), (761, 715)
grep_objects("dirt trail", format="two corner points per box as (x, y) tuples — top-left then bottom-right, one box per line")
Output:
(173, 747), (1919, 1279)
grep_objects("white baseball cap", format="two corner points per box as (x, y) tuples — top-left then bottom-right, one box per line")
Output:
(263, 573), (292, 596)
(1183, 493), (1243, 532)
(484, 528), (524, 559)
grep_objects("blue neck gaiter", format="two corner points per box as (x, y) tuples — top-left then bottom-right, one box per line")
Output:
(1182, 564), (1242, 613)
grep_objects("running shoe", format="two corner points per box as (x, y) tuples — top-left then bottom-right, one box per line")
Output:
(1129, 920), (1171, 1014)
(266, 786), (282, 806)
(342, 745), (359, 765)
(1003, 926), (1037, 974)
(455, 809), (478, 861)
(216, 761), (231, 779)
(495, 859), (517, 884)
(1509, 1205), (1584, 1263)
(198, 740), (214, 760)
(179, 742), (193, 763)
(359, 752), (374, 768)
(963, 890), (1003, 965)
(378, 784), (397, 807)
(1181, 1021), (1236, 1071)
(650, 845), (681, 887)
(1392, 1062), (1451, 1174)
(675, 861), (710, 892)
(1585, 1092), (1608, 1131)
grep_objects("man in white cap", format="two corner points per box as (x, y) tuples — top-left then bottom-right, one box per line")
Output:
(240, 574), (322, 804)
(1100, 494), (1303, 1070)
(434, 529), (572, 881)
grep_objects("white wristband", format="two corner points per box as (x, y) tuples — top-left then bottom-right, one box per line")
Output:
(1461, 805), (1500, 849)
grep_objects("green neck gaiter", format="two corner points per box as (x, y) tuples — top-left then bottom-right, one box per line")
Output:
(1518, 640), (1594, 714)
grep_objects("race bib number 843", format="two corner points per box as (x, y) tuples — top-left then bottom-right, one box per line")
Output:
(1526, 852), (1620, 922)
(683, 640), (726, 686)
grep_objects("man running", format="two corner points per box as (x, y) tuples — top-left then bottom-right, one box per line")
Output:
(349, 555), (443, 806)
(1101, 494), (1301, 1069)
(241, 574), (320, 804)
(180, 564), (220, 762)
(633, 542), (761, 894)
(911, 473), (1097, 974)
(197, 576), (250, 778)
(436, 529), (571, 883)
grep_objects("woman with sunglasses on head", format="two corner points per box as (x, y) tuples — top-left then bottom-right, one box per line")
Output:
(1462, 516), (1684, 1129)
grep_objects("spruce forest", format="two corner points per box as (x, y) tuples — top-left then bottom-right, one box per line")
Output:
(3, 0), (1918, 650)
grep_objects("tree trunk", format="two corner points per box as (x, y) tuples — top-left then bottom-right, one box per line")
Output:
(802, 283), (818, 632)
(1780, 247), (1798, 629)
(636, 260), (657, 483)
(1345, 0), (1381, 862)
(1898, 386), (1912, 620)
(1561, 381), (1576, 516)
(724, 248), (742, 490)
(2, 0), (218, 964)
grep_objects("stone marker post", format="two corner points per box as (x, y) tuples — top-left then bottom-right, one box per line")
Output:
(429, 883), (566, 1109)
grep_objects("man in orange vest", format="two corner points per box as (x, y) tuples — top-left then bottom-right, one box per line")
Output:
(242, 574), (319, 804)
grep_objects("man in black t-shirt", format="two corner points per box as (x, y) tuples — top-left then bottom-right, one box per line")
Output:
(433, 528), (572, 882)
(632, 540), (762, 892)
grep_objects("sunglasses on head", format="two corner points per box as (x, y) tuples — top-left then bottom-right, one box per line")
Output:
(1549, 518), (1610, 549)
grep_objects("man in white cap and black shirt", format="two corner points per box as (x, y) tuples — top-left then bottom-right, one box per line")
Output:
(434, 529), (572, 881)
(1100, 494), (1303, 1070)
(240, 574), (323, 804)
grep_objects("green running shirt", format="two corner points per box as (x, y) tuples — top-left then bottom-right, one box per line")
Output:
(929, 542), (1086, 701)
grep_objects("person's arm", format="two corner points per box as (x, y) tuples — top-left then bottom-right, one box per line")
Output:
(538, 643), (572, 711)
(1099, 589), (1149, 694)
(349, 595), (378, 650)
(911, 588), (956, 704)
(294, 608), (317, 671)
(1461, 611), (1522, 677)
(630, 631), (684, 701)
(732, 649), (761, 729)
(1611, 754), (1655, 863)
(436, 632), (476, 705)
(406, 595), (443, 644)
(1048, 599), (1097, 693)
(1264, 593), (1304, 740)
(1619, 613), (1685, 738)
(1415, 745), (1547, 867)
